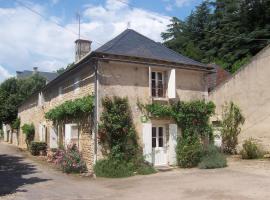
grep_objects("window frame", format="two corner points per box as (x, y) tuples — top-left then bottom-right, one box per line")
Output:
(152, 126), (166, 148)
(151, 70), (165, 98)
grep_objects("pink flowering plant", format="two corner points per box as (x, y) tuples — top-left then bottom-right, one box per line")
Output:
(61, 143), (87, 173)
(47, 143), (87, 174)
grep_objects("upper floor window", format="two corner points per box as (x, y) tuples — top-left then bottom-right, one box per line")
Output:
(151, 71), (165, 98)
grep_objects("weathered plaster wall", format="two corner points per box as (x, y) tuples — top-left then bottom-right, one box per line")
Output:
(209, 46), (270, 150)
(98, 61), (208, 146)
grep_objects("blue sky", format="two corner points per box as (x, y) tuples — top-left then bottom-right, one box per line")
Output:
(0, 0), (203, 82)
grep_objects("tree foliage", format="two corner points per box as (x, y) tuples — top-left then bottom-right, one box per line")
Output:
(162, 0), (270, 73)
(221, 102), (245, 154)
(0, 75), (46, 125)
(21, 123), (35, 149)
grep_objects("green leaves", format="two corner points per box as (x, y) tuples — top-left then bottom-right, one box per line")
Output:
(45, 95), (94, 124)
(99, 97), (138, 162)
(142, 100), (215, 139)
(161, 0), (270, 73)
(21, 123), (35, 148)
(221, 101), (245, 154)
(0, 75), (46, 125)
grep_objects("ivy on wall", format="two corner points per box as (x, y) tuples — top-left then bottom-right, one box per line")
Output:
(45, 95), (94, 124)
(139, 100), (216, 140)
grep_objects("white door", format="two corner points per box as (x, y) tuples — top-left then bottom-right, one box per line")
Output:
(50, 127), (58, 148)
(152, 126), (167, 166)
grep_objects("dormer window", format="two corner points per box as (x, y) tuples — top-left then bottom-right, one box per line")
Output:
(151, 71), (165, 98)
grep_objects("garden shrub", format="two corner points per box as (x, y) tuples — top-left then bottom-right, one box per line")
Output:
(199, 145), (227, 169)
(60, 143), (87, 173)
(136, 162), (156, 175)
(176, 136), (203, 168)
(96, 97), (156, 177)
(221, 102), (245, 154)
(240, 138), (264, 159)
(94, 158), (134, 178)
(21, 123), (35, 149)
(30, 141), (47, 156)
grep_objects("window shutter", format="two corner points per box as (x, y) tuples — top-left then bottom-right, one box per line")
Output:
(168, 69), (176, 99)
(142, 123), (152, 163)
(169, 124), (178, 165)
(39, 124), (43, 142)
(65, 124), (71, 147)
(50, 127), (58, 148)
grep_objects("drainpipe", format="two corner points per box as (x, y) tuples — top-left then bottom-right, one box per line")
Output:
(93, 59), (99, 164)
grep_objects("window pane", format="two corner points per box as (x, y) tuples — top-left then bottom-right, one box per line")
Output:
(152, 138), (156, 148)
(152, 127), (156, 137)
(158, 127), (163, 137)
(158, 138), (163, 147)
(158, 89), (163, 97)
(151, 72), (156, 80)
(158, 72), (163, 81)
(152, 89), (156, 97)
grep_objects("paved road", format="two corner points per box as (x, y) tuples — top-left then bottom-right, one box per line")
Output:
(1, 142), (270, 200)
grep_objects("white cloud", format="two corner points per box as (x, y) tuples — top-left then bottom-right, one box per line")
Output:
(0, 1), (170, 75)
(175, 0), (192, 7)
(0, 65), (13, 83)
(165, 4), (173, 11)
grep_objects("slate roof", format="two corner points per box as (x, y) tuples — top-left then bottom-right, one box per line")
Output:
(95, 29), (207, 68)
(16, 70), (58, 82)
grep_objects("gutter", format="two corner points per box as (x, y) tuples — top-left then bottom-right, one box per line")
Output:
(98, 56), (214, 73)
(93, 59), (99, 164)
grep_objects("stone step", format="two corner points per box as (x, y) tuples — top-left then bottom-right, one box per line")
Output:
(155, 166), (174, 172)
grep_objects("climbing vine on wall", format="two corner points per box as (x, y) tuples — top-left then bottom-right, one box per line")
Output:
(45, 95), (94, 124)
(139, 100), (216, 139)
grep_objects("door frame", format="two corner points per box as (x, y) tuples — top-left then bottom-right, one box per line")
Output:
(152, 125), (167, 166)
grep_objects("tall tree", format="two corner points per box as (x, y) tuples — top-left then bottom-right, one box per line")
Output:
(0, 74), (46, 125)
(162, 0), (270, 73)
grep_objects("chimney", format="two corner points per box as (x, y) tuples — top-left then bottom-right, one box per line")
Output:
(75, 39), (92, 62)
(33, 67), (38, 74)
(16, 71), (22, 78)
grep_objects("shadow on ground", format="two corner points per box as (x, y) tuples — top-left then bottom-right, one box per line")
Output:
(0, 154), (50, 196)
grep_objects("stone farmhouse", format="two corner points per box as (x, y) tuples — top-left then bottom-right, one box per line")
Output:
(16, 29), (214, 170)
(209, 45), (270, 151)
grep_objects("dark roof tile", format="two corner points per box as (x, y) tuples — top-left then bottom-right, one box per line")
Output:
(95, 29), (207, 68)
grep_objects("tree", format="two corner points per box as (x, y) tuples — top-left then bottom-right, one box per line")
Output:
(221, 102), (245, 154)
(161, 0), (270, 73)
(56, 63), (75, 75)
(0, 74), (46, 125)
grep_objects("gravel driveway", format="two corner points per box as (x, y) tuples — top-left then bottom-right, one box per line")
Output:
(1, 142), (270, 200)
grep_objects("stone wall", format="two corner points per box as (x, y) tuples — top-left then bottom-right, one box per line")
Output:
(18, 64), (95, 170)
(209, 45), (270, 150)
